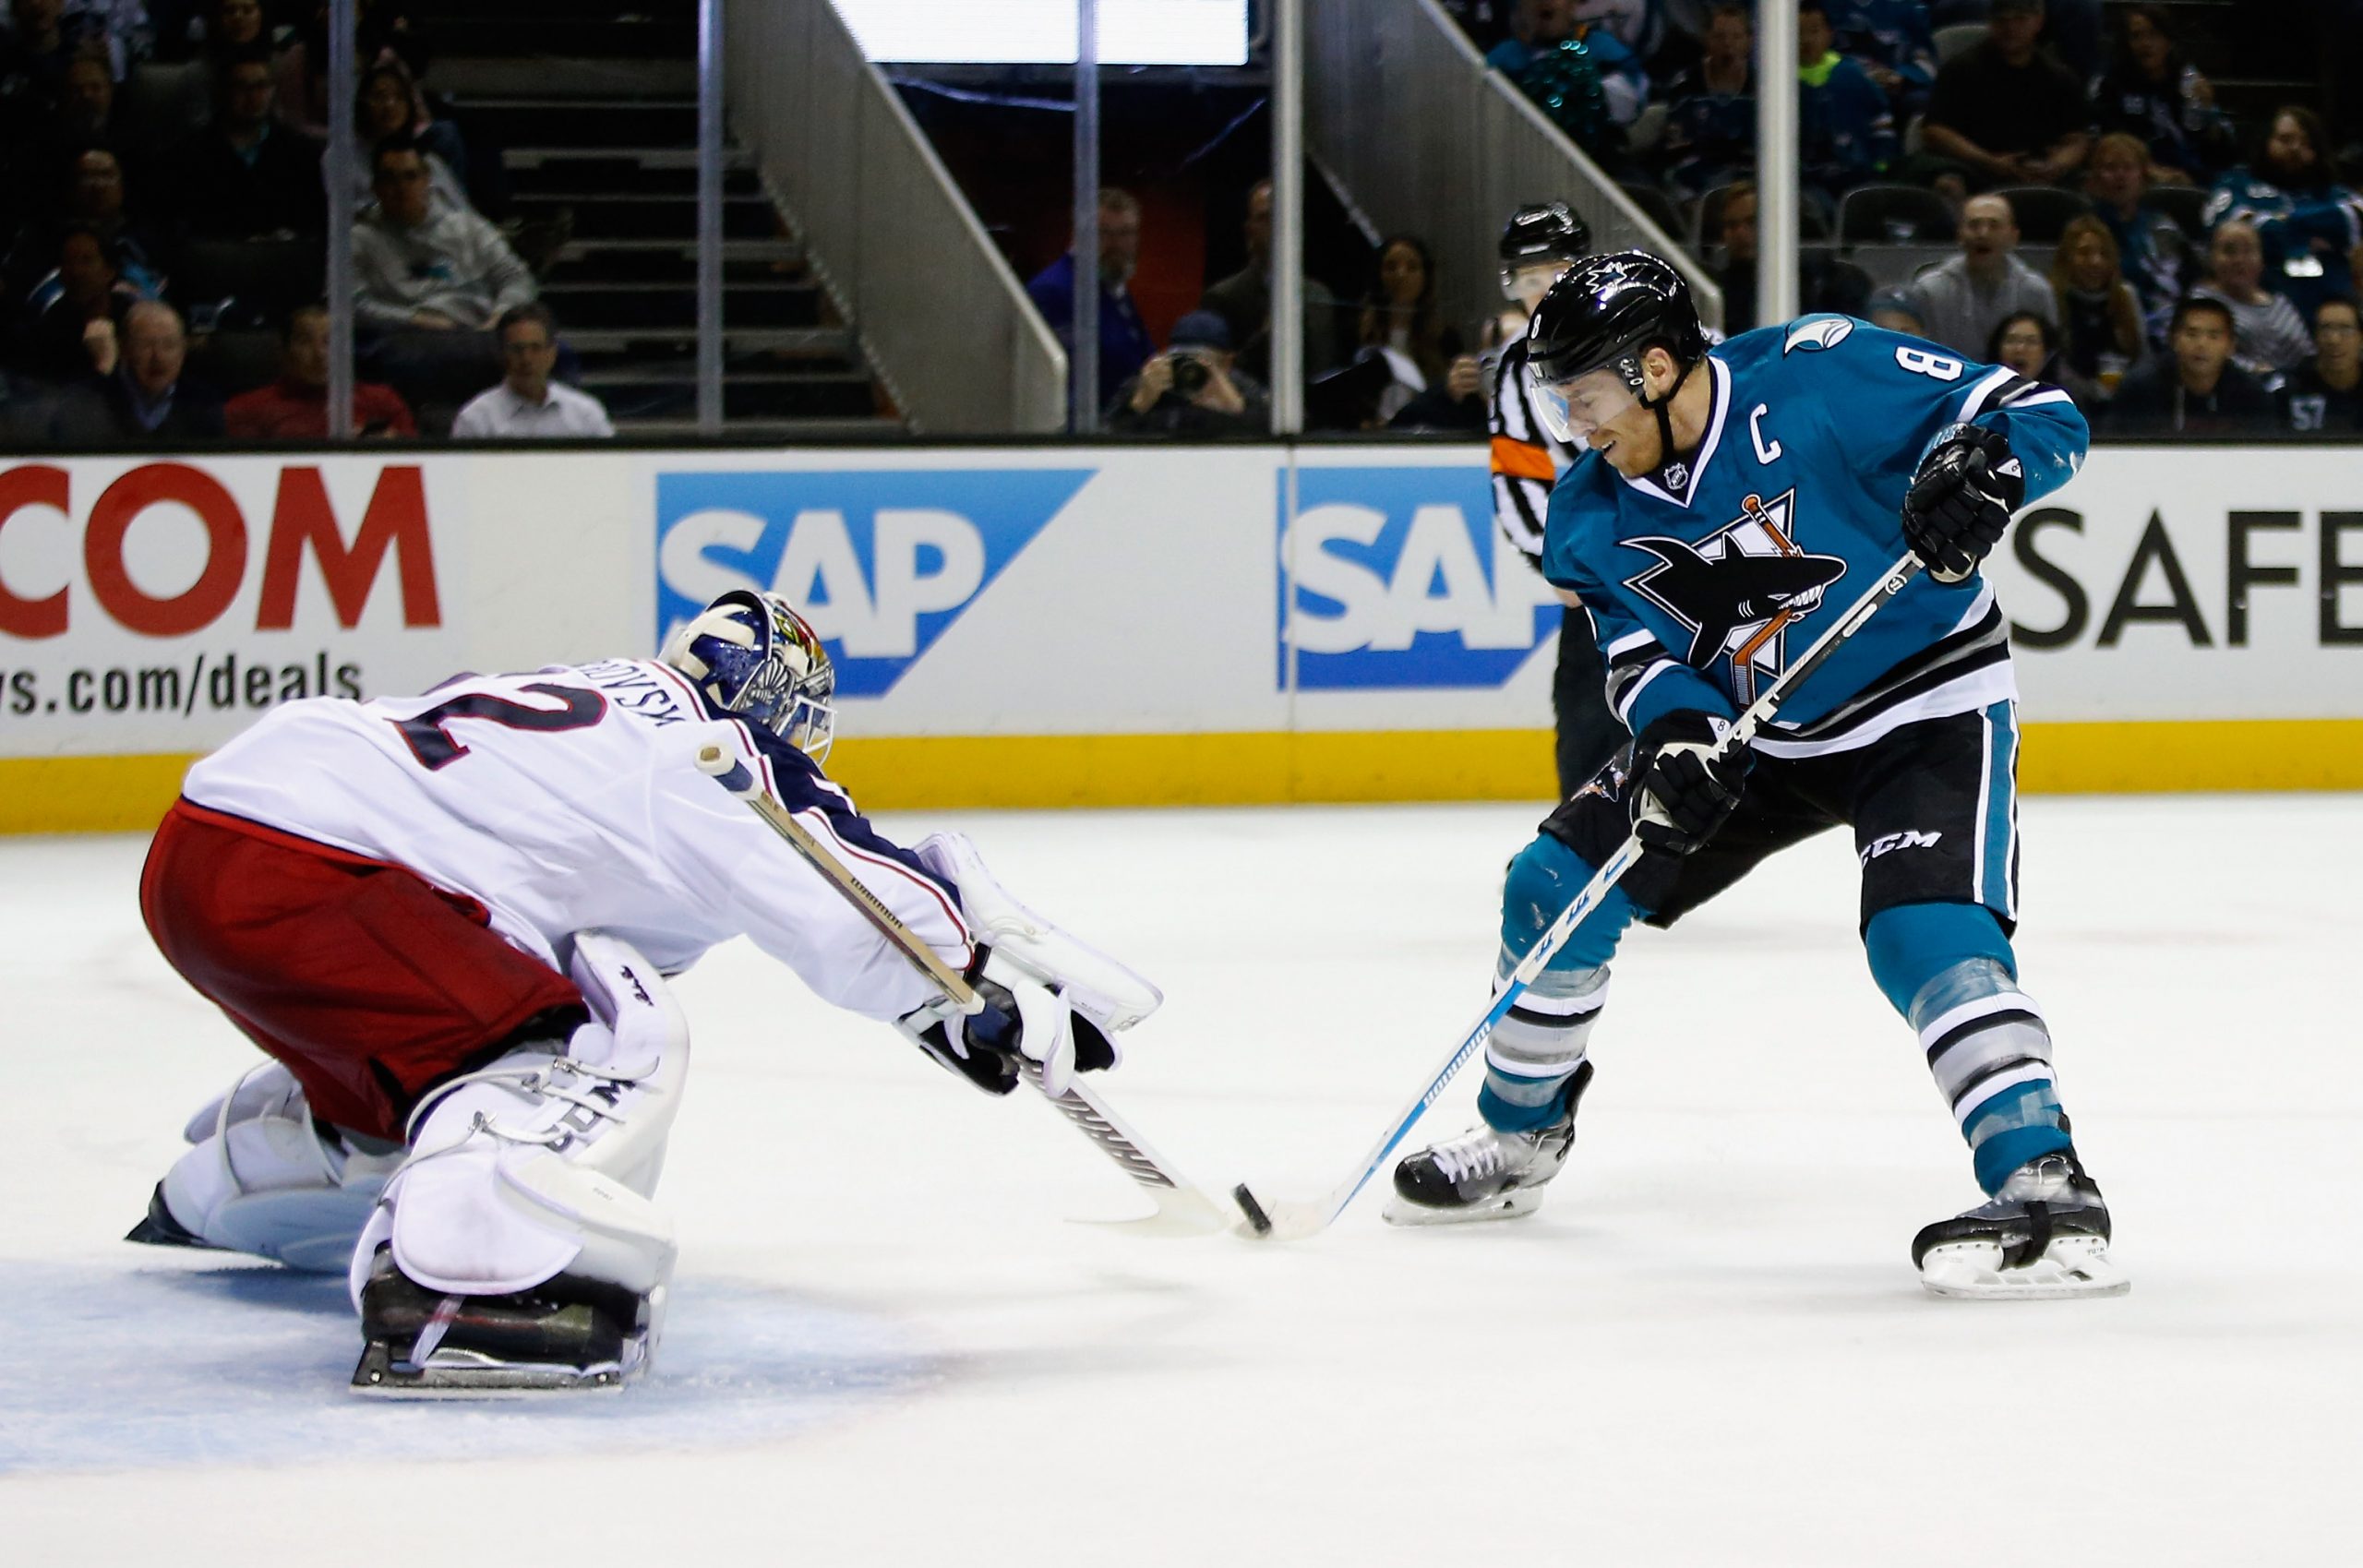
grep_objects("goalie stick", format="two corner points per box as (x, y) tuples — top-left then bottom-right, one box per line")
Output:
(1232, 552), (1928, 1241)
(694, 744), (1235, 1238)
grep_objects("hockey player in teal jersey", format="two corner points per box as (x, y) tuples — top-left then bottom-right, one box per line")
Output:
(1386, 251), (2126, 1299)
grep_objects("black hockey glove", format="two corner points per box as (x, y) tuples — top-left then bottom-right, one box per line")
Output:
(1901, 423), (2023, 585)
(905, 974), (1026, 1095)
(899, 951), (1114, 1098)
(1629, 711), (1750, 856)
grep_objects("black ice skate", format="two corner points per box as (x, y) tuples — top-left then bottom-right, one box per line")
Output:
(1384, 1061), (1593, 1227)
(350, 1245), (657, 1397)
(1913, 1150), (2129, 1299)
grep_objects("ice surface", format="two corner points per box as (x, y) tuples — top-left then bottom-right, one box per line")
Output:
(4, 797), (2357, 1565)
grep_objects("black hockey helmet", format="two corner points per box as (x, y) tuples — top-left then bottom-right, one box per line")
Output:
(1499, 201), (1591, 268)
(1526, 249), (1709, 394)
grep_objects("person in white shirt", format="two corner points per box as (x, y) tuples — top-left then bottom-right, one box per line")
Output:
(128, 590), (1155, 1394)
(450, 302), (615, 438)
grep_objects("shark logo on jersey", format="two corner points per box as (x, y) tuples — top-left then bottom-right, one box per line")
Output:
(1620, 488), (1848, 703)
(654, 468), (1093, 699)
(1783, 315), (1855, 354)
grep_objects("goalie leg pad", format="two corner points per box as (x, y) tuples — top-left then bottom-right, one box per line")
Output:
(138, 1060), (403, 1274)
(911, 831), (1163, 1037)
(348, 930), (690, 1315)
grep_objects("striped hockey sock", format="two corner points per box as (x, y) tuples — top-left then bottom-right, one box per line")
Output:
(1476, 955), (1607, 1133)
(1913, 958), (2072, 1193)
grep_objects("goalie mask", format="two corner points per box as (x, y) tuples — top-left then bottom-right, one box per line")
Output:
(660, 589), (836, 760)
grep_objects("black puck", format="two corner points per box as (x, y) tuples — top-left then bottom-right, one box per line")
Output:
(1231, 1183), (1274, 1237)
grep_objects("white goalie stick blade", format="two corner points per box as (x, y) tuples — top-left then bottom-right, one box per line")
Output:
(1917, 1236), (2131, 1300)
(1021, 1061), (1236, 1238)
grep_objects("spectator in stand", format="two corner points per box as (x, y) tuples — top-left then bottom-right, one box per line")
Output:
(355, 133), (533, 403)
(174, 46), (324, 239)
(450, 302), (611, 439)
(1572, 0), (1660, 60)
(1657, 4), (1753, 199)
(1487, 0), (1648, 131)
(1026, 185), (1154, 427)
(2203, 107), (2363, 329)
(352, 57), (467, 214)
(1710, 179), (1871, 332)
(5, 147), (165, 303)
(1795, 0), (1896, 211)
(8, 221), (140, 381)
(1919, 0), (2089, 197)
(1905, 192), (2057, 358)
(1109, 308), (1269, 437)
(1, 0), (73, 145)
(1865, 288), (1926, 336)
(1988, 309), (2101, 410)
(1828, 0), (1937, 118)
(2048, 215), (2145, 392)
(223, 301), (415, 437)
(2106, 293), (2275, 435)
(2083, 130), (2189, 343)
(30, 0), (151, 78)
(1197, 178), (1344, 387)
(2088, 5), (2234, 186)
(275, 0), (426, 143)
(1357, 233), (1459, 418)
(2192, 219), (2314, 377)
(2281, 296), (2363, 434)
(51, 296), (224, 442)
(146, 0), (272, 138)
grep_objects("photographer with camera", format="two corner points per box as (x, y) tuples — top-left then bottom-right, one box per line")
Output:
(1110, 309), (1269, 437)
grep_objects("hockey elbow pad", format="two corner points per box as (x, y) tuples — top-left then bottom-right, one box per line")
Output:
(1630, 711), (1750, 856)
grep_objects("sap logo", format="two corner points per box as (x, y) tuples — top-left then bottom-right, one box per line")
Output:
(656, 468), (1091, 698)
(1860, 829), (1942, 864)
(1281, 465), (1560, 689)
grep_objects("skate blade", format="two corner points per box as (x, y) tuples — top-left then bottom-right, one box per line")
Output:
(1380, 1186), (1546, 1228)
(1918, 1236), (2130, 1300)
(349, 1337), (642, 1398)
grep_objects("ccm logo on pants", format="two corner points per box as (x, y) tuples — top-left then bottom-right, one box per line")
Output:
(1862, 829), (1944, 864)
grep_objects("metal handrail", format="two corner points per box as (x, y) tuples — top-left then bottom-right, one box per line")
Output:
(725, 0), (1067, 434)
(1303, 0), (1722, 339)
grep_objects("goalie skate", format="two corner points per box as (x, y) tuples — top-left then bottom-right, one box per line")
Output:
(1913, 1150), (2129, 1300)
(350, 1245), (654, 1398)
(1384, 1061), (1591, 1227)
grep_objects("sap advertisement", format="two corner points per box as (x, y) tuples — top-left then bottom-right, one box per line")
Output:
(650, 446), (1564, 740)
(9, 440), (2361, 769)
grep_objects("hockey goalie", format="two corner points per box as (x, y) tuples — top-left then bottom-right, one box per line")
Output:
(127, 590), (1159, 1395)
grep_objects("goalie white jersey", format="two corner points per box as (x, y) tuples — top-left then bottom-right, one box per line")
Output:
(180, 657), (973, 1023)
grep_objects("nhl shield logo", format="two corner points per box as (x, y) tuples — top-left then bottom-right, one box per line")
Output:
(1619, 488), (1848, 703)
(1661, 461), (1691, 491)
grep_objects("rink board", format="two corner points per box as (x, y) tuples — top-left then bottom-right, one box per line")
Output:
(2, 442), (2358, 830)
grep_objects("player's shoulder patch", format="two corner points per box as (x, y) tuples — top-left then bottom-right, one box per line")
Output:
(1782, 315), (1855, 354)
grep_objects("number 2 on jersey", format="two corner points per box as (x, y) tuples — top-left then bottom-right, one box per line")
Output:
(390, 683), (607, 771)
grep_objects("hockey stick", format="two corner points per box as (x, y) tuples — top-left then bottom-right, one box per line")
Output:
(694, 744), (1235, 1237)
(1231, 552), (1928, 1241)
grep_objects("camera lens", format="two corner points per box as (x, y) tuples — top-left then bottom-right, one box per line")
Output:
(1172, 355), (1209, 395)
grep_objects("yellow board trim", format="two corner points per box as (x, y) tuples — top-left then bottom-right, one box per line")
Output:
(9, 720), (2363, 832)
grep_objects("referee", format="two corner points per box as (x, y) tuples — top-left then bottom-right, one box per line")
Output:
(1485, 202), (1620, 796)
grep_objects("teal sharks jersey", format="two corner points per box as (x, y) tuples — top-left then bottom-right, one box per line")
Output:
(1540, 316), (2088, 756)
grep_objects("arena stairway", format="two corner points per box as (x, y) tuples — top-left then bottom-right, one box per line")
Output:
(414, 1), (903, 440)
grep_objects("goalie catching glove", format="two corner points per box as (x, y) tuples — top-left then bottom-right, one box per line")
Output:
(1902, 422), (2023, 584)
(1630, 711), (1750, 856)
(895, 832), (1161, 1099)
(899, 951), (1120, 1098)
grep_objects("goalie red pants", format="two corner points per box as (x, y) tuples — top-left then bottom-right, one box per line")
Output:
(138, 797), (585, 1143)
